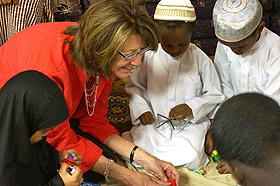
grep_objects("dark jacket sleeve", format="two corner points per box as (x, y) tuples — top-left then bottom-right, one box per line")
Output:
(46, 174), (64, 186)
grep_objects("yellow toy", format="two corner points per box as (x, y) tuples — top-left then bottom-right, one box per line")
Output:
(194, 169), (206, 175)
(211, 149), (221, 164)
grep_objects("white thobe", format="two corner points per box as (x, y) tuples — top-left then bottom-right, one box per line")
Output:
(214, 28), (280, 104)
(123, 43), (224, 170)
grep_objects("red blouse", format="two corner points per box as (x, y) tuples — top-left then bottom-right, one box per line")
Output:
(0, 22), (119, 172)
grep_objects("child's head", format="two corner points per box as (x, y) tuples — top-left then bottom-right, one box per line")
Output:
(213, 0), (265, 55)
(0, 70), (69, 145)
(154, 0), (196, 57)
(212, 93), (280, 186)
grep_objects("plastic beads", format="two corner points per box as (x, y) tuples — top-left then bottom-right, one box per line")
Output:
(64, 154), (74, 166)
(64, 154), (75, 175)
(167, 178), (176, 186)
(194, 169), (206, 175)
(211, 149), (221, 164)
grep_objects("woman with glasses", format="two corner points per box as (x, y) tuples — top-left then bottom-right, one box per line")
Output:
(0, 0), (179, 185)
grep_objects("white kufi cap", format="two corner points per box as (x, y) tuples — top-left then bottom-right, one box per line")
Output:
(154, 0), (196, 22)
(213, 0), (263, 42)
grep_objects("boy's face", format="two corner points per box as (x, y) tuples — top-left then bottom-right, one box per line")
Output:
(159, 23), (193, 58)
(218, 34), (258, 55)
(218, 22), (265, 55)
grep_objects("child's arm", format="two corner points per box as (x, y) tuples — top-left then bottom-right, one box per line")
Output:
(185, 50), (225, 122)
(262, 56), (280, 105)
(125, 55), (153, 125)
(205, 129), (214, 154)
(214, 42), (234, 100)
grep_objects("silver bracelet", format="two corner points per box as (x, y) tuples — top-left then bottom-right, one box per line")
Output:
(104, 158), (114, 183)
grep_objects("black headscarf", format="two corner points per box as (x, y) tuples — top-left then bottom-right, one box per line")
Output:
(0, 70), (69, 185)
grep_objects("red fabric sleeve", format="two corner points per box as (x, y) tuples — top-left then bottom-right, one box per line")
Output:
(47, 77), (119, 173)
(47, 119), (102, 173)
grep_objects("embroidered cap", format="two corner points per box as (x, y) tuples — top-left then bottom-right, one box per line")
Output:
(154, 0), (196, 22)
(213, 0), (263, 42)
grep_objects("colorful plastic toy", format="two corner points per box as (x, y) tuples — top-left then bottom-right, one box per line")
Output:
(211, 149), (221, 164)
(167, 178), (176, 186)
(64, 154), (74, 166)
(194, 169), (206, 175)
(64, 154), (75, 175)
(81, 182), (101, 186)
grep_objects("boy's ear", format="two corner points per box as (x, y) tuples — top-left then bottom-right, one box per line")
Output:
(226, 160), (245, 185)
(257, 21), (265, 34)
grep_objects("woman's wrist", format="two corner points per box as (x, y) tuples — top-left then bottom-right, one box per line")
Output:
(131, 147), (151, 167)
(108, 161), (139, 185)
(104, 159), (114, 183)
(130, 146), (139, 164)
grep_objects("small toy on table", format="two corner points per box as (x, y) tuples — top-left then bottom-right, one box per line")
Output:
(167, 178), (176, 186)
(64, 154), (76, 175)
(194, 169), (206, 175)
(211, 149), (221, 164)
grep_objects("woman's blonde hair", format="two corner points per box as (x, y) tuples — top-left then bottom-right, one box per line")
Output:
(64, 0), (159, 78)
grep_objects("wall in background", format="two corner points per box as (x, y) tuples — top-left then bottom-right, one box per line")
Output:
(142, 0), (280, 56)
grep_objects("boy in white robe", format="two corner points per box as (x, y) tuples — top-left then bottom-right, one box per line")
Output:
(122, 0), (225, 171)
(213, 0), (280, 104)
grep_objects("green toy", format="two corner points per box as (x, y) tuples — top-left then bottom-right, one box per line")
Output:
(211, 149), (221, 164)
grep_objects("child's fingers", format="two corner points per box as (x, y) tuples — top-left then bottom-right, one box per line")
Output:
(140, 112), (154, 124)
(59, 162), (70, 173)
(73, 159), (82, 165)
(70, 149), (78, 156)
(72, 166), (84, 184)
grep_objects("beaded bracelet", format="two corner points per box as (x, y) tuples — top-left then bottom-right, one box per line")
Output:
(104, 158), (114, 183)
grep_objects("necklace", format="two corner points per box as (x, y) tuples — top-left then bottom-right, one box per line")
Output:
(84, 74), (100, 116)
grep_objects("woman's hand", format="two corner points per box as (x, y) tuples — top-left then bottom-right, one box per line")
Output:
(0, 0), (19, 5)
(140, 111), (155, 125)
(135, 150), (180, 186)
(103, 134), (180, 185)
(129, 172), (175, 186)
(58, 149), (82, 166)
(58, 163), (83, 186)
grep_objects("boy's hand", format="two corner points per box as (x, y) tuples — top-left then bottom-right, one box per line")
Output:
(58, 149), (82, 166)
(59, 163), (83, 186)
(216, 161), (230, 174)
(140, 111), (155, 125)
(169, 104), (192, 120)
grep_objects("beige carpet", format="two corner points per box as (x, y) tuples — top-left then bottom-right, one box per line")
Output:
(99, 156), (238, 186)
